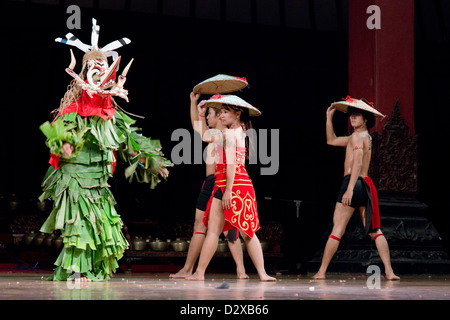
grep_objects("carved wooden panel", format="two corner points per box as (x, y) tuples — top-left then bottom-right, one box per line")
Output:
(369, 102), (418, 193)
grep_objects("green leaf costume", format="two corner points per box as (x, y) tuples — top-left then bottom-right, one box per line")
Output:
(40, 16), (174, 280)
(39, 104), (172, 281)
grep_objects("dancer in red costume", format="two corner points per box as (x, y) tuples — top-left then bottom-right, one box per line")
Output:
(186, 94), (276, 281)
(312, 97), (400, 281)
(169, 92), (248, 279)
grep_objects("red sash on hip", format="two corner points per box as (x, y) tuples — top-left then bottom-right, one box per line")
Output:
(363, 176), (381, 231)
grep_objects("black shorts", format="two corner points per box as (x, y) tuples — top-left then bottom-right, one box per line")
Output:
(226, 229), (239, 241)
(213, 188), (223, 200)
(196, 175), (215, 211)
(337, 175), (368, 208)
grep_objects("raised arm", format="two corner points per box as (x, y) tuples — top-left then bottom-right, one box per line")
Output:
(190, 91), (201, 130)
(194, 100), (217, 144)
(326, 105), (350, 147)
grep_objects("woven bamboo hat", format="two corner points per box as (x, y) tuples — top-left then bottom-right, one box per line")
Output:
(206, 94), (261, 116)
(331, 96), (385, 118)
(193, 74), (249, 94)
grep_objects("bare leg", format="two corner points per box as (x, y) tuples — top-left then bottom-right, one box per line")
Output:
(186, 198), (224, 281)
(170, 209), (207, 279)
(240, 231), (276, 282)
(359, 207), (400, 281)
(369, 230), (400, 281)
(312, 202), (355, 279)
(226, 233), (249, 279)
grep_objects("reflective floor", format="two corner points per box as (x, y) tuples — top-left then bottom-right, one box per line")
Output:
(0, 272), (449, 300)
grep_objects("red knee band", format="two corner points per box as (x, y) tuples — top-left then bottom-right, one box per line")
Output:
(329, 235), (341, 242)
(194, 232), (207, 236)
(373, 233), (384, 241)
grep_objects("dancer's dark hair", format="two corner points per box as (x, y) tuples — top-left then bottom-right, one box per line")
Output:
(222, 104), (253, 160)
(348, 106), (375, 129)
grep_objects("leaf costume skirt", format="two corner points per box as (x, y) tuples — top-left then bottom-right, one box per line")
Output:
(38, 109), (171, 281)
(39, 164), (128, 281)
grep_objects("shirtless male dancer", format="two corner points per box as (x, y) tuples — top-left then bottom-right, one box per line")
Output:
(312, 103), (400, 281)
(169, 92), (248, 279)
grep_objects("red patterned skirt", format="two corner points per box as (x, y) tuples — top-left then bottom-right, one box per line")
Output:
(203, 164), (260, 238)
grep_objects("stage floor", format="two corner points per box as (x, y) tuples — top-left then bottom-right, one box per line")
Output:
(0, 272), (449, 300)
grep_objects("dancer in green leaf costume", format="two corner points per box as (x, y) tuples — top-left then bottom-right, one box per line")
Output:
(39, 18), (172, 281)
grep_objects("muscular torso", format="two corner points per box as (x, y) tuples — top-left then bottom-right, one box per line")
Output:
(343, 131), (372, 177)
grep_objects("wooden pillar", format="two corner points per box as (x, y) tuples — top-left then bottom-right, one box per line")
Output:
(348, 0), (415, 134)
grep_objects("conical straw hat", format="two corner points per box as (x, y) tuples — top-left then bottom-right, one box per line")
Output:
(331, 96), (386, 118)
(193, 74), (248, 94)
(206, 94), (261, 117)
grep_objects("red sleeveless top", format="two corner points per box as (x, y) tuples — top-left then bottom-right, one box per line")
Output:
(203, 144), (260, 238)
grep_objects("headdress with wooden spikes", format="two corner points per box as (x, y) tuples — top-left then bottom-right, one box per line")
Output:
(55, 18), (131, 62)
(56, 18), (134, 103)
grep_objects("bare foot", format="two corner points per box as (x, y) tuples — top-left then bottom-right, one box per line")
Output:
(185, 272), (205, 281)
(386, 273), (400, 281)
(259, 274), (277, 282)
(236, 267), (249, 279)
(74, 276), (92, 282)
(237, 272), (249, 279)
(169, 269), (192, 279)
(311, 272), (326, 280)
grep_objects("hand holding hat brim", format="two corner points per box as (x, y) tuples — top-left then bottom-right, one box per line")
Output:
(331, 97), (385, 118)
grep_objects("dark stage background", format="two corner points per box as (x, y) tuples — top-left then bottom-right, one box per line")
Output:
(1, 0), (450, 272)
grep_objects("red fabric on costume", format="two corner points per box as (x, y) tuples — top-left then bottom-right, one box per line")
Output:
(58, 91), (116, 120)
(49, 154), (60, 170)
(373, 233), (384, 241)
(49, 91), (117, 170)
(203, 145), (260, 238)
(329, 235), (341, 242)
(112, 150), (117, 174)
(363, 176), (381, 230)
